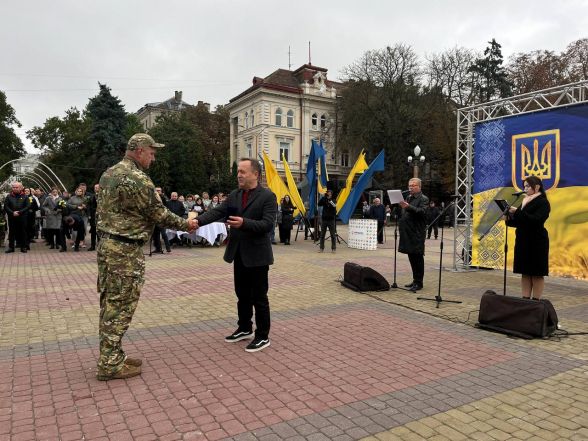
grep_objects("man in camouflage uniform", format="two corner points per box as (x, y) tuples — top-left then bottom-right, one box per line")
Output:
(96, 133), (197, 381)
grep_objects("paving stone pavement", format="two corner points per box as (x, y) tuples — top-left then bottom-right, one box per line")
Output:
(0, 225), (587, 441)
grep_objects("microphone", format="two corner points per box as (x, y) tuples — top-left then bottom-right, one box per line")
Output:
(512, 190), (526, 196)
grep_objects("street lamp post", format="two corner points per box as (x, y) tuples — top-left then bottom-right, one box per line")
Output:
(407, 145), (426, 178)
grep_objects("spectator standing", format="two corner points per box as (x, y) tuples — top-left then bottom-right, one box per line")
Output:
(426, 201), (440, 239)
(5, 182), (30, 253)
(369, 197), (386, 244)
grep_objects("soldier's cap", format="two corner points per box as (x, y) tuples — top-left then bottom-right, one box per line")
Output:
(127, 133), (165, 151)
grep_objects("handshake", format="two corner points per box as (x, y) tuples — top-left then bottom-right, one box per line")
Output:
(187, 219), (199, 232)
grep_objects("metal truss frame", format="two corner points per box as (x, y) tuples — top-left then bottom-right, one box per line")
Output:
(453, 80), (588, 270)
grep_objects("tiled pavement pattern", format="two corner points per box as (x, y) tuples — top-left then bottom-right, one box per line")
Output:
(0, 225), (587, 440)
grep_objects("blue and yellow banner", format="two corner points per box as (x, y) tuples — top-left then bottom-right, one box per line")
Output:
(472, 103), (588, 279)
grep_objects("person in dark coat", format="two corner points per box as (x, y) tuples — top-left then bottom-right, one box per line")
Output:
(4, 182), (31, 253)
(506, 176), (550, 299)
(318, 190), (337, 252)
(398, 178), (429, 290)
(426, 201), (440, 239)
(368, 197), (386, 244)
(196, 158), (277, 352)
(279, 195), (295, 245)
(87, 184), (99, 251)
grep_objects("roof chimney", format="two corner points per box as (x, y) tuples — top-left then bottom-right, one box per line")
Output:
(174, 91), (182, 102)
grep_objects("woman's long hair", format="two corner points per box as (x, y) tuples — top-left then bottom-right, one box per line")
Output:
(525, 176), (548, 201)
(281, 195), (294, 209)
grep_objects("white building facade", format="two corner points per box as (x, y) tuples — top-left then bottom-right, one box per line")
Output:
(226, 64), (351, 182)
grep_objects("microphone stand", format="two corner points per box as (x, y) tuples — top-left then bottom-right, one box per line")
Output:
(417, 201), (462, 307)
(478, 193), (523, 296)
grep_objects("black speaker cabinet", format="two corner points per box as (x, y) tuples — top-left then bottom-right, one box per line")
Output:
(477, 290), (558, 339)
(341, 262), (390, 292)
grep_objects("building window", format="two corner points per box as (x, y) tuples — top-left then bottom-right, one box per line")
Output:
(275, 108), (282, 126)
(311, 113), (318, 130)
(341, 151), (350, 167)
(321, 114), (327, 129)
(245, 142), (252, 158)
(244, 112), (249, 129)
(279, 141), (291, 162)
(286, 109), (294, 128)
(250, 109), (254, 127)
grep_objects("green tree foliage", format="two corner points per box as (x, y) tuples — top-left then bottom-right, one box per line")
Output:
(468, 38), (513, 102)
(147, 110), (207, 196)
(27, 85), (144, 190)
(86, 83), (128, 174)
(0, 91), (26, 182)
(147, 103), (232, 195)
(27, 107), (91, 189)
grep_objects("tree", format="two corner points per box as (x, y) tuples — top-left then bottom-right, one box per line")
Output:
(338, 44), (455, 196)
(468, 39), (512, 103)
(147, 111), (208, 195)
(562, 38), (588, 82)
(85, 83), (128, 177)
(425, 47), (478, 106)
(27, 107), (92, 189)
(507, 50), (567, 94)
(0, 91), (26, 182)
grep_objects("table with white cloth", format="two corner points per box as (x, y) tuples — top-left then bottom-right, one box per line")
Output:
(166, 222), (228, 246)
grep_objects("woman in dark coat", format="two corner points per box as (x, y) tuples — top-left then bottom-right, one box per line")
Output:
(506, 176), (550, 299)
(280, 195), (295, 245)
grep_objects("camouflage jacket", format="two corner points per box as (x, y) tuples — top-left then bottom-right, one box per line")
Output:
(97, 157), (189, 241)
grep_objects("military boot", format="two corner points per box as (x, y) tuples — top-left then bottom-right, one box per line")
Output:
(96, 363), (141, 381)
(125, 357), (143, 367)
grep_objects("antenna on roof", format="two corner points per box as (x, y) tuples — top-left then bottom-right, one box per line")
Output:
(288, 45), (292, 70)
(308, 41), (311, 65)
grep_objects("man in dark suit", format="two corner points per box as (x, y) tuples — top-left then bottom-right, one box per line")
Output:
(4, 182), (31, 253)
(196, 158), (277, 352)
(368, 197), (386, 244)
(398, 178), (429, 291)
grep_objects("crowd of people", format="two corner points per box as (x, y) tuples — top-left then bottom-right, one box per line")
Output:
(0, 182), (233, 254)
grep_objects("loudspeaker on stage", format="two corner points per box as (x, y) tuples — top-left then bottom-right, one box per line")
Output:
(341, 262), (390, 292)
(477, 290), (558, 339)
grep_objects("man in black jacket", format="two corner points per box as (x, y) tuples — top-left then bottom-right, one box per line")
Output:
(5, 182), (31, 253)
(318, 190), (337, 253)
(398, 178), (429, 291)
(196, 158), (277, 352)
(87, 184), (99, 251)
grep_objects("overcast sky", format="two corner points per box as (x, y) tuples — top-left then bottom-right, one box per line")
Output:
(2, 0), (587, 152)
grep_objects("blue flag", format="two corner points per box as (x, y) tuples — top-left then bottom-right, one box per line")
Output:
(338, 149), (385, 224)
(306, 140), (325, 216)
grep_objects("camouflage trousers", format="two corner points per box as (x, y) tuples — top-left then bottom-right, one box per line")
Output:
(97, 239), (145, 374)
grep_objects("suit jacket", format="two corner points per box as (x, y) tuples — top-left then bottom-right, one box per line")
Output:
(398, 192), (429, 255)
(197, 186), (277, 267)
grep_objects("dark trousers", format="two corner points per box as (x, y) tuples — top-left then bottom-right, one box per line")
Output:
(427, 223), (438, 239)
(7, 218), (27, 250)
(233, 252), (270, 339)
(408, 253), (424, 285)
(89, 218), (97, 248)
(320, 219), (336, 250)
(152, 226), (171, 251)
(377, 220), (385, 243)
(45, 229), (62, 248)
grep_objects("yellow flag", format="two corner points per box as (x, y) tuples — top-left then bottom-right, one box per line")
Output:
(262, 151), (290, 205)
(317, 158), (327, 195)
(336, 150), (369, 213)
(283, 154), (306, 216)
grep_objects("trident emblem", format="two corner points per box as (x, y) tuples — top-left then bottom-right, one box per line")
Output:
(511, 129), (560, 192)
